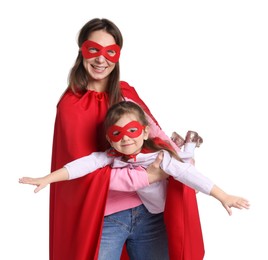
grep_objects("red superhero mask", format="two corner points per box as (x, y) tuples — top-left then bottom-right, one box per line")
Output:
(81, 40), (121, 63)
(107, 121), (145, 142)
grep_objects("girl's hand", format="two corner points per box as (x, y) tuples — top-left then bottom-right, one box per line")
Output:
(221, 194), (250, 216)
(210, 185), (250, 215)
(19, 177), (48, 193)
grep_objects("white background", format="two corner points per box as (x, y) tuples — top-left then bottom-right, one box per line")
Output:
(1, 0), (267, 259)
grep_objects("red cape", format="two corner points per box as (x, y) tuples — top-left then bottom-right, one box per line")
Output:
(49, 81), (204, 260)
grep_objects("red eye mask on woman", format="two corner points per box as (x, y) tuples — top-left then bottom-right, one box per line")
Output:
(81, 40), (121, 63)
(107, 121), (145, 142)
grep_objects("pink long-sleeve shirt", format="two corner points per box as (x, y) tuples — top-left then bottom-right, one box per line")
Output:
(65, 150), (214, 215)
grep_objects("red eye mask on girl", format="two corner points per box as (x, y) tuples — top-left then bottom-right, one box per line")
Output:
(107, 121), (145, 142)
(81, 40), (121, 63)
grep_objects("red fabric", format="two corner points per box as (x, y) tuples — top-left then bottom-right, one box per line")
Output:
(139, 136), (205, 260)
(81, 40), (121, 63)
(49, 90), (111, 260)
(165, 179), (204, 260)
(49, 81), (204, 260)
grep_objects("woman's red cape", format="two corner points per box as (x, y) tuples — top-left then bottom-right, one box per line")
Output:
(49, 81), (204, 260)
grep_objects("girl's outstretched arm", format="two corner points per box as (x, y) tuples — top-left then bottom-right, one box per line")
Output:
(210, 185), (250, 215)
(19, 168), (69, 193)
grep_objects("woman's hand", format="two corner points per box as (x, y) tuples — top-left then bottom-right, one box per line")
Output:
(146, 151), (169, 183)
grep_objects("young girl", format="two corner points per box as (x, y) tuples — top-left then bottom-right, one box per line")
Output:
(20, 101), (249, 217)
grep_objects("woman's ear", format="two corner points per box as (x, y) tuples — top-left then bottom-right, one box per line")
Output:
(143, 126), (150, 140)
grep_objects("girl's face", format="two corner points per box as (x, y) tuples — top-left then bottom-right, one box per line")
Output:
(106, 113), (149, 156)
(83, 30), (118, 83)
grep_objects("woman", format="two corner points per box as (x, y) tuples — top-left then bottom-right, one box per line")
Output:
(50, 18), (204, 260)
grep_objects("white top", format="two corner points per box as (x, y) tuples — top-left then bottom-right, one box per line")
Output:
(65, 150), (214, 214)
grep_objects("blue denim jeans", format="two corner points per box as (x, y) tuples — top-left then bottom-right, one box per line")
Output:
(98, 204), (169, 260)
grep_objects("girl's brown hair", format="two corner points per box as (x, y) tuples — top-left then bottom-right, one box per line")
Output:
(67, 18), (123, 106)
(105, 101), (182, 161)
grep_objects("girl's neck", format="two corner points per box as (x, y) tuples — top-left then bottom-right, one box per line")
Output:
(122, 153), (138, 162)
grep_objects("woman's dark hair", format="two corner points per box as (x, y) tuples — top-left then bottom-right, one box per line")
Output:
(105, 101), (182, 161)
(67, 18), (123, 106)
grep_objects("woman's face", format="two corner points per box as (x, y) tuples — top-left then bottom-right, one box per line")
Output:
(83, 30), (118, 83)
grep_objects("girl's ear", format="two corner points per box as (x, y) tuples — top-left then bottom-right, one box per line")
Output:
(143, 126), (150, 140)
(106, 135), (112, 146)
